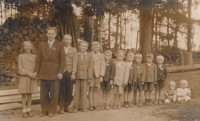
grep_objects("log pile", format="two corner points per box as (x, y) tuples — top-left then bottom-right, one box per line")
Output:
(0, 17), (62, 85)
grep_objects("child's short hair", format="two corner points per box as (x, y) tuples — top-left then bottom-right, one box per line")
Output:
(146, 53), (154, 58)
(135, 53), (142, 58)
(157, 55), (164, 60)
(47, 27), (57, 34)
(116, 50), (125, 55)
(78, 40), (89, 46)
(92, 41), (100, 47)
(180, 80), (188, 86)
(104, 50), (112, 56)
(63, 34), (72, 39)
(169, 81), (176, 86)
(126, 51), (134, 57)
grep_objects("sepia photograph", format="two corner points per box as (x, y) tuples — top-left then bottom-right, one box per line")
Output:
(0, 0), (200, 121)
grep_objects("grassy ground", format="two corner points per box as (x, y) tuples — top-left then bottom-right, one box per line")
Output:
(152, 70), (200, 121)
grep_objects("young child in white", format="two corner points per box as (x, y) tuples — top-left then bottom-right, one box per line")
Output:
(177, 80), (191, 103)
(18, 41), (38, 118)
(164, 81), (176, 103)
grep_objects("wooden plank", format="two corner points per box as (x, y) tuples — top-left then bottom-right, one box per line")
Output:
(0, 93), (40, 104)
(0, 87), (40, 97)
(0, 103), (21, 111)
(167, 64), (200, 73)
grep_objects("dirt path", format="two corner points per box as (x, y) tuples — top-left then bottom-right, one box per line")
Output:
(0, 104), (171, 121)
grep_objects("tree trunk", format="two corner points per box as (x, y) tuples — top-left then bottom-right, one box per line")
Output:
(187, 0), (192, 52)
(83, 15), (93, 50)
(139, 0), (153, 61)
(173, 19), (178, 48)
(120, 14), (123, 49)
(167, 11), (170, 48)
(115, 12), (120, 49)
(108, 12), (111, 49)
(97, 16), (103, 51)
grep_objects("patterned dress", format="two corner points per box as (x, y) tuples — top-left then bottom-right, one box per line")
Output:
(18, 54), (38, 94)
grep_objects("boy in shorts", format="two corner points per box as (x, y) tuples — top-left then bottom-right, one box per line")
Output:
(155, 55), (167, 104)
(112, 50), (129, 109)
(144, 53), (157, 106)
(101, 50), (113, 110)
(124, 51), (135, 108)
(131, 53), (146, 107)
(89, 41), (106, 111)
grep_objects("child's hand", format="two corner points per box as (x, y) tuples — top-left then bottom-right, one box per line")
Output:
(133, 82), (135, 85)
(33, 72), (37, 78)
(88, 79), (91, 84)
(141, 81), (144, 85)
(99, 76), (103, 82)
(71, 73), (76, 81)
(110, 80), (113, 85)
(123, 83), (126, 87)
(154, 81), (157, 85)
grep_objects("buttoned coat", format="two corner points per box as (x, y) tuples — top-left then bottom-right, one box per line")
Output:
(129, 63), (146, 83)
(34, 40), (65, 80)
(91, 52), (106, 77)
(104, 61), (113, 81)
(144, 62), (157, 82)
(76, 53), (94, 79)
(64, 46), (78, 73)
(127, 62), (135, 84)
(111, 61), (129, 85)
(157, 64), (167, 81)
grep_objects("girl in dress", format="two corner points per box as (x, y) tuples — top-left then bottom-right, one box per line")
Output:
(18, 41), (38, 118)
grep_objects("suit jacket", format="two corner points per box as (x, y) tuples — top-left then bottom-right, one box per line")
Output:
(144, 62), (157, 82)
(34, 40), (65, 80)
(129, 62), (146, 83)
(111, 61), (129, 85)
(104, 61), (113, 81)
(64, 46), (78, 73)
(76, 52), (94, 79)
(127, 62), (135, 84)
(91, 52), (106, 77)
(157, 64), (167, 81)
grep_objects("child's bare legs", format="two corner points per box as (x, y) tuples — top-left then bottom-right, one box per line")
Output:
(124, 91), (128, 107)
(22, 94), (27, 113)
(133, 90), (137, 104)
(127, 91), (133, 107)
(118, 94), (122, 109)
(156, 89), (163, 104)
(93, 87), (98, 109)
(145, 91), (149, 105)
(155, 90), (159, 104)
(27, 94), (34, 117)
(106, 90), (110, 106)
(138, 91), (143, 106)
(113, 94), (118, 109)
(103, 90), (107, 105)
(149, 91), (153, 105)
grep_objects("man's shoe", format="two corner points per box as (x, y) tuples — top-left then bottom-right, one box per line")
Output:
(48, 113), (55, 117)
(59, 107), (64, 114)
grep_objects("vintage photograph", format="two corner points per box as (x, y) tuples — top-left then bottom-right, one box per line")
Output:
(0, 0), (200, 121)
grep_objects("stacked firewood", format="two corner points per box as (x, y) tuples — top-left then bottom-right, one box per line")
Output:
(0, 17), (62, 85)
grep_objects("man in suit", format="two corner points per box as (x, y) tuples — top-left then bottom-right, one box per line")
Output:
(34, 27), (65, 117)
(89, 41), (106, 111)
(58, 34), (78, 114)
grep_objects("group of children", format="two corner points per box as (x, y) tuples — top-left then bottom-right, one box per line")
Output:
(18, 39), (191, 117)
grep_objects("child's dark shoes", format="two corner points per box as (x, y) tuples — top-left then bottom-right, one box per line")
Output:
(89, 106), (94, 111)
(23, 113), (29, 118)
(27, 112), (34, 117)
(127, 101), (133, 107)
(124, 102), (129, 108)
